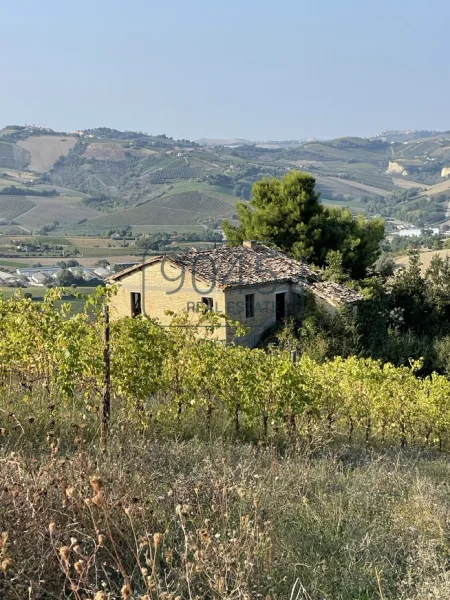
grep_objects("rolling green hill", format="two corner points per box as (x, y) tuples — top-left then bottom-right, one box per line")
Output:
(1, 125), (450, 233)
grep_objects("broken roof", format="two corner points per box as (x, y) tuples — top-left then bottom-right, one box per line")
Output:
(108, 244), (362, 304)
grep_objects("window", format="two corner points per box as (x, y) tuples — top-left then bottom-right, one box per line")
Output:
(201, 297), (214, 311)
(131, 292), (142, 317)
(276, 293), (286, 323)
(245, 293), (255, 318)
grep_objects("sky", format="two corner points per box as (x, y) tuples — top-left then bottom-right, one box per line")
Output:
(1, 0), (449, 141)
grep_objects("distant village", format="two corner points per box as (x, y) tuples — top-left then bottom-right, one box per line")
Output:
(0, 263), (131, 288)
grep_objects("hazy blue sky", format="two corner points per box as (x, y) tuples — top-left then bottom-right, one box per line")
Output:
(1, 0), (448, 140)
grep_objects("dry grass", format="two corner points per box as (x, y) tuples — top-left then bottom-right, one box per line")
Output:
(17, 136), (77, 172)
(2, 396), (450, 599)
(395, 248), (450, 272)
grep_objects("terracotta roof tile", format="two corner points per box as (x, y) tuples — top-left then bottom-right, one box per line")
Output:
(108, 244), (362, 304)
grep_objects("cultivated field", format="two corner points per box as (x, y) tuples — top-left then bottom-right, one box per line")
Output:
(0, 141), (29, 169)
(0, 141), (14, 160)
(321, 197), (366, 212)
(0, 195), (35, 221)
(0, 259), (29, 268)
(14, 196), (102, 230)
(0, 235), (74, 247)
(322, 176), (390, 197)
(392, 177), (428, 190)
(87, 190), (236, 230)
(84, 142), (128, 162)
(423, 178), (450, 197)
(0, 168), (36, 180)
(84, 141), (152, 162)
(132, 224), (207, 234)
(17, 135), (77, 172)
(67, 236), (124, 247)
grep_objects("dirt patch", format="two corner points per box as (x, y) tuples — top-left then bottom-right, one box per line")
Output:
(84, 143), (127, 162)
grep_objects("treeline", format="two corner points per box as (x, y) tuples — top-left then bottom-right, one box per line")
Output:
(364, 188), (449, 226)
(135, 229), (223, 250)
(2, 288), (450, 449)
(0, 185), (57, 197)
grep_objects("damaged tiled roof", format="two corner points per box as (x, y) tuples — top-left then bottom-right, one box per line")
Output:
(308, 281), (361, 305)
(172, 244), (316, 288)
(108, 243), (362, 304)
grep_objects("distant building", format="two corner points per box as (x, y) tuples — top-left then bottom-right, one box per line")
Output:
(0, 271), (16, 281)
(17, 266), (61, 278)
(394, 227), (439, 238)
(30, 272), (48, 286)
(93, 267), (110, 279)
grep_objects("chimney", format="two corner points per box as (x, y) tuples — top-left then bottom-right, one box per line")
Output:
(243, 240), (257, 249)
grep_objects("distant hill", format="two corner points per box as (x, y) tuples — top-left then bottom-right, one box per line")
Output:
(196, 138), (251, 147)
(369, 130), (446, 143)
(1, 124), (450, 234)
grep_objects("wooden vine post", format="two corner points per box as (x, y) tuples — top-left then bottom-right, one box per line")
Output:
(101, 303), (111, 449)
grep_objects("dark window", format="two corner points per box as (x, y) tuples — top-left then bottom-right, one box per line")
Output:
(245, 293), (255, 318)
(202, 297), (214, 311)
(276, 293), (286, 323)
(131, 292), (142, 317)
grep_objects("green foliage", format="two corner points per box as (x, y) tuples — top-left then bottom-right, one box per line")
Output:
(0, 185), (57, 197)
(366, 187), (449, 227)
(223, 171), (384, 278)
(1, 289), (450, 449)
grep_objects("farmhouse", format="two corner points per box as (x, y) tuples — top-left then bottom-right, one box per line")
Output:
(108, 241), (361, 347)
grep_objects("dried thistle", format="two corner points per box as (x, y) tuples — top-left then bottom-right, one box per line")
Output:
(74, 559), (84, 574)
(121, 583), (132, 598)
(59, 546), (70, 562)
(90, 475), (103, 492)
(92, 492), (104, 507)
(1, 557), (12, 573)
(0, 531), (8, 549)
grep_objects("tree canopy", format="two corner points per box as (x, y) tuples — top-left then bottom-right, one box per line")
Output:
(222, 171), (385, 279)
